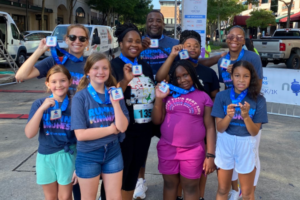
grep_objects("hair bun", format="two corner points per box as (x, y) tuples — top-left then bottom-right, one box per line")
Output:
(114, 23), (139, 38)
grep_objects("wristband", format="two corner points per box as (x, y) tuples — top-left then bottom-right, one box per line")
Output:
(206, 153), (215, 159)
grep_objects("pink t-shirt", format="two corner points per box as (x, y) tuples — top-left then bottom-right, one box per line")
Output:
(158, 90), (213, 160)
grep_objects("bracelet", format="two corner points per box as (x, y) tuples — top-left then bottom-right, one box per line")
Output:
(206, 153), (215, 159)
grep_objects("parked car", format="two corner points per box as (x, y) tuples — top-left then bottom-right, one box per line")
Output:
(23, 30), (52, 56)
(253, 28), (300, 69)
(45, 24), (118, 59)
(0, 11), (27, 66)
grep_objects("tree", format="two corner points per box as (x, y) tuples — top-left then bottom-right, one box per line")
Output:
(279, 0), (294, 28)
(246, 9), (276, 28)
(69, 0), (78, 24)
(41, 0), (45, 30)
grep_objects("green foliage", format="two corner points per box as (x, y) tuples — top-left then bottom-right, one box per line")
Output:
(246, 9), (276, 28)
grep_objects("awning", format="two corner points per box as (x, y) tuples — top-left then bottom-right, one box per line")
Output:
(233, 16), (250, 26)
(276, 15), (287, 23)
(280, 12), (300, 23)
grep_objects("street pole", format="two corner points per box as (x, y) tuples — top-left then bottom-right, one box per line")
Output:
(174, 0), (177, 39)
(26, 0), (28, 31)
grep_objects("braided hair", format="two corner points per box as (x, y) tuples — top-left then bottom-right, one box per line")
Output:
(114, 22), (141, 43)
(179, 30), (201, 44)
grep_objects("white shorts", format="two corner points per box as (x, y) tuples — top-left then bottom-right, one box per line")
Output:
(215, 132), (257, 174)
(231, 131), (261, 186)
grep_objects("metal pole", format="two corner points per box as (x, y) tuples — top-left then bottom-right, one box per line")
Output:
(174, 0), (177, 39)
(26, 0), (28, 31)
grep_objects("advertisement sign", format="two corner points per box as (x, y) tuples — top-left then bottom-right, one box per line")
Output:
(261, 68), (300, 105)
(182, 0), (207, 58)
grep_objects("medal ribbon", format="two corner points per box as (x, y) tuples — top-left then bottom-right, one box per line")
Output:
(222, 49), (245, 71)
(49, 94), (69, 111)
(87, 83), (111, 104)
(189, 57), (198, 64)
(230, 87), (248, 104)
(168, 83), (195, 98)
(51, 42), (84, 65)
(120, 53), (138, 65)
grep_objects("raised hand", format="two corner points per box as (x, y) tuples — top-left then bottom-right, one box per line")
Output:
(123, 63), (134, 82)
(40, 98), (56, 111)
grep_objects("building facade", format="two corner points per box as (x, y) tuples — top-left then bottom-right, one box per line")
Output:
(159, 0), (181, 35)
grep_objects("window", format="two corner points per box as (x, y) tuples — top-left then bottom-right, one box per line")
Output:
(11, 24), (20, 40)
(25, 33), (40, 41)
(261, 0), (268, 3)
(171, 19), (173, 24)
(76, 7), (85, 18)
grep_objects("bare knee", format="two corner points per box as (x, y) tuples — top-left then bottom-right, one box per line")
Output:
(217, 186), (231, 196)
(45, 196), (58, 200)
(241, 189), (253, 200)
(164, 179), (179, 190)
(182, 181), (198, 195)
(106, 193), (122, 200)
(58, 193), (72, 200)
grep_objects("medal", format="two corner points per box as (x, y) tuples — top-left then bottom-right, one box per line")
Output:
(50, 109), (62, 120)
(230, 87), (248, 105)
(150, 39), (159, 48)
(48, 94), (69, 120)
(179, 50), (189, 60)
(46, 36), (57, 47)
(111, 88), (124, 100)
(132, 65), (143, 76)
(159, 81), (169, 93)
(220, 58), (230, 69)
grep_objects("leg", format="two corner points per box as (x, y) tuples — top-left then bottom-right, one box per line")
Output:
(216, 169), (233, 200)
(78, 175), (100, 200)
(58, 183), (74, 200)
(199, 174), (207, 199)
(41, 182), (58, 200)
(101, 181), (106, 200)
(177, 181), (183, 198)
(73, 183), (81, 200)
(122, 190), (135, 200)
(180, 175), (200, 200)
(163, 174), (180, 200)
(231, 180), (239, 191)
(238, 168), (256, 200)
(102, 171), (123, 200)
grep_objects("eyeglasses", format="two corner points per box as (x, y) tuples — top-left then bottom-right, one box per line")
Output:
(226, 34), (244, 41)
(67, 35), (88, 42)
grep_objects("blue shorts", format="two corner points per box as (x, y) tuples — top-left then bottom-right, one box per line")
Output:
(75, 140), (123, 178)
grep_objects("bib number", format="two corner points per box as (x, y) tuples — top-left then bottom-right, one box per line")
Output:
(133, 104), (153, 124)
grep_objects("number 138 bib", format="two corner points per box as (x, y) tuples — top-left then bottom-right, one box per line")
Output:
(133, 103), (153, 124)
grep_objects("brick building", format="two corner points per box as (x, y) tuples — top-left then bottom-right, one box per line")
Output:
(159, 0), (181, 35)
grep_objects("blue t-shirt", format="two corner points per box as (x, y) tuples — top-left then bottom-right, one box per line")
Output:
(211, 89), (268, 137)
(71, 88), (130, 152)
(218, 50), (263, 88)
(34, 56), (87, 96)
(27, 97), (76, 155)
(140, 35), (178, 75)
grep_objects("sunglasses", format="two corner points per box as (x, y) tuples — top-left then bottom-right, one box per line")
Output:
(226, 34), (244, 41)
(67, 35), (88, 42)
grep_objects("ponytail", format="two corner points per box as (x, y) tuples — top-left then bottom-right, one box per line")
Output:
(77, 75), (90, 92)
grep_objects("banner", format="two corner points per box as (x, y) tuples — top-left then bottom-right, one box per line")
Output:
(182, 0), (207, 58)
(261, 68), (300, 105)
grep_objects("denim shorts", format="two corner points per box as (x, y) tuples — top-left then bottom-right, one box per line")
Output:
(75, 140), (123, 178)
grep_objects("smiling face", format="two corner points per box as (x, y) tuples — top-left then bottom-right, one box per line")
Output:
(184, 38), (201, 59)
(120, 30), (142, 60)
(231, 66), (251, 93)
(146, 12), (165, 38)
(226, 28), (245, 53)
(65, 27), (89, 56)
(175, 66), (194, 90)
(87, 59), (110, 85)
(46, 72), (71, 99)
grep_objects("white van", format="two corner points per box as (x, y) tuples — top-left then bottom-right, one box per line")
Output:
(45, 24), (118, 59)
(0, 11), (27, 66)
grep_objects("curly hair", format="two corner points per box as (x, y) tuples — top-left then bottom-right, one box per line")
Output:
(114, 22), (141, 43)
(170, 60), (206, 92)
(231, 60), (261, 100)
(179, 30), (201, 44)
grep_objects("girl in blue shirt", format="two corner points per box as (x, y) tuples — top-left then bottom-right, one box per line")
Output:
(26, 65), (77, 200)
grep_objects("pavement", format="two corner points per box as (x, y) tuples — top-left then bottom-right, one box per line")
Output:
(0, 51), (300, 200)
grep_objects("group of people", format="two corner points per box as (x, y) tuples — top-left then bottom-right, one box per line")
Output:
(15, 10), (268, 200)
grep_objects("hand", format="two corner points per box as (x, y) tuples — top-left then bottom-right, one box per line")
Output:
(142, 37), (151, 50)
(123, 64), (134, 82)
(37, 38), (49, 53)
(226, 104), (236, 119)
(203, 157), (216, 175)
(110, 123), (120, 134)
(170, 44), (184, 57)
(40, 98), (56, 111)
(226, 64), (233, 73)
(239, 101), (250, 119)
(155, 82), (170, 99)
(72, 171), (78, 185)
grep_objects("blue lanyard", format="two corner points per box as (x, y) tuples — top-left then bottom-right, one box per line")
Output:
(168, 84), (195, 98)
(230, 87), (248, 104)
(51, 42), (84, 65)
(49, 94), (69, 111)
(87, 83), (111, 104)
(119, 53), (138, 65)
(189, 57), (198, 64)
(222, 49), (245, 71)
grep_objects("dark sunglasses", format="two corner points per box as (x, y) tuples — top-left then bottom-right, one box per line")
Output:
(67, 35), (88, 42)
(226, 34), (244, 41)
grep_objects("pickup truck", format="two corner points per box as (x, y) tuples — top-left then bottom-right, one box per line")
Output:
(253, 29), (300, 69)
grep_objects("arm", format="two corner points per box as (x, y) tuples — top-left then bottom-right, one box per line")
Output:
(152, 84), (169, 125)
(198, 52), (227, 67)
(111, 99), (129, 133)
(75, 124), (119, 141)
(215, 104), (236, 133)
(239, 101), (261, 136)
(15, 39), (48, 81)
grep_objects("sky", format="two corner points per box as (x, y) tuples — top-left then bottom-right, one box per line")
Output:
(152, 0), (160, 9)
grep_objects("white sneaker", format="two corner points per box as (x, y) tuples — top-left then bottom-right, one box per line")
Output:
(228, 188), (240, 200)
(133, 178), (148, 199)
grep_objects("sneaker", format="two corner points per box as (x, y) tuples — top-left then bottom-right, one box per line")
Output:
(133, 178), (148, 199)
(228, 188), (240, 200)
(238, 188), (242, 199)
(176, 196), (183, 200)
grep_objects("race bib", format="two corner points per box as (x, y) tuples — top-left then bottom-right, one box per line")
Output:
(133, 103), (153, 124)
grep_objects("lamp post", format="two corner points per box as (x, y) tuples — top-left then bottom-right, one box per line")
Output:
(174, 0), (178, 39)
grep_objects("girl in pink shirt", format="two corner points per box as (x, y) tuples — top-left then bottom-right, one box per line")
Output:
(152, 60), (216, 200)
